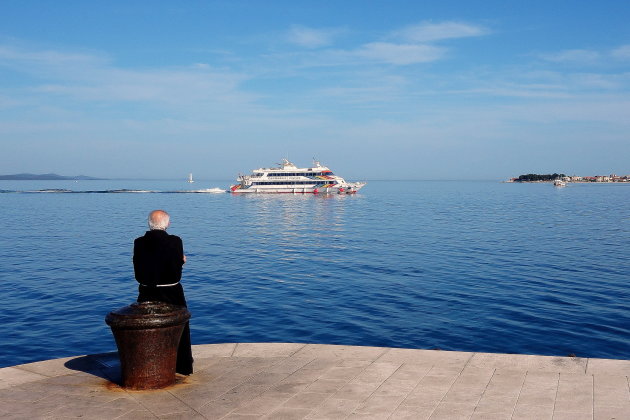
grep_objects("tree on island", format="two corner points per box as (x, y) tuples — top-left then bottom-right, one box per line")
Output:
(516, 173), (566, 182)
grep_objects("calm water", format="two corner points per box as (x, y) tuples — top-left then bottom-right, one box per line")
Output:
(0, 180), (628, 367)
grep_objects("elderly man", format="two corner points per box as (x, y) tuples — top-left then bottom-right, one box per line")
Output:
(133, 210), (193, 375)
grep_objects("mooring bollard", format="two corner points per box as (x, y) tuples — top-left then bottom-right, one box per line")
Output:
(105, 301), (190, 390)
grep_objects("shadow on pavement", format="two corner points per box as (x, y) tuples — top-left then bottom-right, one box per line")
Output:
(64, 352), (121, 385)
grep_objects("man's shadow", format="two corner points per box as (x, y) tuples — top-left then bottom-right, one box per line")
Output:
(64, 352), (121, 385)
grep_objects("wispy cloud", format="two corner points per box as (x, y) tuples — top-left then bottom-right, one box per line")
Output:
(355, 42), (445, 65)
(393, 21), (489, 42)
(286, 25), (342, 48)
(275, 20), (488, 68)
(539, 49), (601, 64)
(611, 44), (630, 60)
(0, 44), (256, 114)
(539, 45), (630, 64)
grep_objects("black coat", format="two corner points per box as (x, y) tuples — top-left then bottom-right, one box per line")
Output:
(134, 230), (184, 287)
(133, 229), (193, 374)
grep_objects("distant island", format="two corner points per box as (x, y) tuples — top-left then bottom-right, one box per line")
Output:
(0, 173), (104, 180)
(507, 173), (629, 183)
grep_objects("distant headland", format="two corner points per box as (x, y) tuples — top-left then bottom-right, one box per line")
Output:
(506, 173), (629, 183)
(0, 173), (104, 180)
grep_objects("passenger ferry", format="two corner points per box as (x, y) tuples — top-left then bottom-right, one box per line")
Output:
(230, 159), (366, 194)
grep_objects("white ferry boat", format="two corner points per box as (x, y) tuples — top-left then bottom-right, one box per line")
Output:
(230, 159), (366, 194)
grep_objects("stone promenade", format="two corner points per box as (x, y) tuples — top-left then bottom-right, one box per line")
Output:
(1, 343), (629, 419)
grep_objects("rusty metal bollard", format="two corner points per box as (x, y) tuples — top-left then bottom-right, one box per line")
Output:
(105, 301), (191, 390)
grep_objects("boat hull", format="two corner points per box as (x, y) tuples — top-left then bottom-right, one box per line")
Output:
(229, 184), (364, 194)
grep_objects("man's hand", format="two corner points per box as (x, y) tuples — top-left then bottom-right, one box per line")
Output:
(183, 255), (187, 264)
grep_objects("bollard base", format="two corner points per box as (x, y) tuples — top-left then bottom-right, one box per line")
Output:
(112, 324), (184, 389)
(105, 301), (191, 390)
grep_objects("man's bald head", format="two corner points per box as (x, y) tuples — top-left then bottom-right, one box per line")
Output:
(148, 210), (170, 230)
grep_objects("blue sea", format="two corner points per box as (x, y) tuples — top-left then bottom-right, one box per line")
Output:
(1, 180), (628, 367)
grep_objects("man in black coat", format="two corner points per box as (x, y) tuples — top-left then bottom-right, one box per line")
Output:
(133, 210), (193, 375)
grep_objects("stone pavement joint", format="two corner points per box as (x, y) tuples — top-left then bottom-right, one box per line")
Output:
(0, 343), (629, 419)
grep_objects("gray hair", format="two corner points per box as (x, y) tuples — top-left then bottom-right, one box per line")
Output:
(148, 210), (170, 230)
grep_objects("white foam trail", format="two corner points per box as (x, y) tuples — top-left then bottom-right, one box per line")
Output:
(193, 188), (227, 193)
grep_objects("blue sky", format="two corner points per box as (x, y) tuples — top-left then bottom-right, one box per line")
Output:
(1, 1), (629, 180)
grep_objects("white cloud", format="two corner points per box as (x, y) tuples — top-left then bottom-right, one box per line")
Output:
(287, 25), (340, 48)
(0, 45), (107, 78)
(0, 44), (255, 112)
(394, 21), (488, 42)
(355, 42), (445, 65)
(540, 49), (601, 63)
(611, 44), (630, 60)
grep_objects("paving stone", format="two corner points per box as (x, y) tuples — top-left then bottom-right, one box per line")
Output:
(305, 379), (348, 393)
(264, 406), (311, 419)
(45, 404), (133, 419)
(513, 371), (558, 408)
(587, 358), (630, 376)
(157, 410), (206, 419)
(167, 382), (232, 409)
(511, 403), (553, 420)
(0, 385), (51, 402)
(389, 404), (434, 419)
(233, 343), (306, 358)
(474, 370), (526, 414)
(594, 404), (630, 420)
(306, 397), (359, 419)
(352, 362), (401, 384)
(233, 392), (293, 415)
(335, 359), (373, 368)
(223, 414), (263, 420)
(115, 409), (159, 419)
(282, 391), (331, 409)
(401, 367), (461, 407)
(387, 363), (432, 382)
(470, 412), (513, 420)
(346, 413), (389, 419)
(245, 372), (291, 386)
(401, 388), (451, 408)
(594, 374), (630, 408)
(473, 395), (520, 415)
(376, 348), (473, 368)
(301, 358), (340, 371)
(293, 344), (388, 361)
(551, 411), (593, 420)
(12, 356), (79, 377)
(264, 357), (315, 374)
(429, 401), (476, 420)
(220, 383), (270, 405)
(554, 373), (593, 413)
(197, 397), (244, 418)
(441, 367), (494, 404)
(371, 378), (418, 397)
(271, 380), (313, 394)
(319, 366), (365, 381)
(1, 398), (58, 418)
(467, 352), (587, 373)
(97, 396), (143, 412)
(191, 343), (237, 358)
(0, 367), (49, 389)
(330, 381), (380, 402)
(1, 343), (628, 420)
(353, 394), (405, 416)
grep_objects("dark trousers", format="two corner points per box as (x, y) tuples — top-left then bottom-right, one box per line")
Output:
(176, 322), (193, 375)
(137, 284), (193, 375)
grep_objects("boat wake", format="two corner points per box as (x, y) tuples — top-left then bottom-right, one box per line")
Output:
(0, 188), (227, 194)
